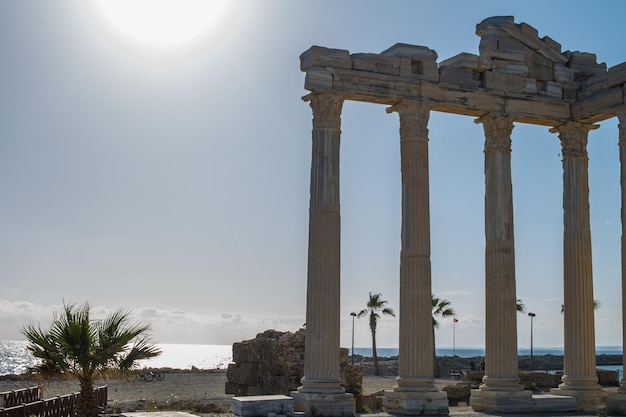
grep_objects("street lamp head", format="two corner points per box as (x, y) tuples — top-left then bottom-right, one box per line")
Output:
(528, 312), (536, 317)
(351, 312), (357, 317)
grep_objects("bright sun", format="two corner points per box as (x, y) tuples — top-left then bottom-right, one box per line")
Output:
(92, 0), (232, 49)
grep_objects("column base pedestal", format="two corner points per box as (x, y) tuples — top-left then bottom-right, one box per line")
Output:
(605, 392), (626, 415)
(291, 390), (354, 417)
(383, 389), (449, 415)
(550, 387), (608, 412)
(470, 389), (532, 412)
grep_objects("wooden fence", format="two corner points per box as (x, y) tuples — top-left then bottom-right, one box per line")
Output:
(0, 387), (41, 408)
(0, 386), (107, 417)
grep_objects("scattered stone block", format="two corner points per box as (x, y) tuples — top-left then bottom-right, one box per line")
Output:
(232, 395), (293, 417)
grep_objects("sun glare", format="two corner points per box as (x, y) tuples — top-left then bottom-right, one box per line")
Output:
(92, 0), (232, 49)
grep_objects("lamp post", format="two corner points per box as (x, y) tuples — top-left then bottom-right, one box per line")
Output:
(350, 312), (357, 365)
(528, 312), (536, 371)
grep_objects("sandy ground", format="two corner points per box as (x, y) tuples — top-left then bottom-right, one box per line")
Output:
(0, 369), (422, 414)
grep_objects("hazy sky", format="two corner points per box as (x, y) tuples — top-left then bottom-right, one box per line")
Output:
(1, 1), (625, 351)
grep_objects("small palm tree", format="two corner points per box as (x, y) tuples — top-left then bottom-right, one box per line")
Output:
(357, 292), (395, 376)
(23, 302), (161, 417)
(561, 299), (601, 314)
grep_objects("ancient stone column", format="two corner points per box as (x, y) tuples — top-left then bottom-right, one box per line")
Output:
(292, 93), (354, 417)
(606, 113), (626, 415)
(383, 102), (448, 415)
(470, 114), (530, 412)
(549, 121), (607, 411)
(619, 114), (626, 393)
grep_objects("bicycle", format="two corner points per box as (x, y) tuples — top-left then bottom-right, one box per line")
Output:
(126, 369), (165, 382)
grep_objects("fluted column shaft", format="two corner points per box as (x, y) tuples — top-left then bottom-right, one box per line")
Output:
(302, 93), (344, 393)
(477, 114), (521, 390)
(388, 102), (437, 391)
(550, 122), (599, 390)
(617, 114), (626, 392)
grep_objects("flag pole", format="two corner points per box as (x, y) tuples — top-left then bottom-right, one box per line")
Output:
(453, 317), (456, 356)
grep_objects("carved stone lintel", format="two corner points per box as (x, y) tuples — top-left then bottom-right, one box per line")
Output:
(549, 121), (599, 159)
(306, 93), (344, 130)
(387, 101), (430, 139)
(475, 114), (514, 152)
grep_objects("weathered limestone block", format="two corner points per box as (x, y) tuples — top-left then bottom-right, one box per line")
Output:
(227, 362), (260, 386)
(351, 53), (400, 76)
(439, 65), (480, 87)
(439, 52), (478, 69)
(226, 329), (362, 397)
(580, 72), (608, 98)
(568, 51), (607, 81)
(475, 16), (515, 36)
(554, 63), (574, 82)
(304, 68), (333, 91)
(232, 395), (293, 417)
(381, 43), (438, 81)
(381, 43), (438, 61)
(492, 59), (529, 75)
(608, 62), (626, 87)
(300, 46), (351, 71)
(442, 383), (472, 406)
(482, 71), (524, 94)
(543, 81), (563, 99)
(563, 82), (578, 100)
(479, 26), (526, 62)
(527, 50), (555, 82)
(227, 329), (305, 396)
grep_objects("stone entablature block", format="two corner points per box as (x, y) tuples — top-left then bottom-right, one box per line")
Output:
(301, 16), (625, 125)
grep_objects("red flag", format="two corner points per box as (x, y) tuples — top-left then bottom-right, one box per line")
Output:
(453, 318), (459, 323)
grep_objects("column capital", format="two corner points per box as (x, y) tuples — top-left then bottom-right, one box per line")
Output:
(304, 93), (344, 130)
(549, 121), (598, 159)
(475, 114), (514, 152)
(387, 101), (430, 139)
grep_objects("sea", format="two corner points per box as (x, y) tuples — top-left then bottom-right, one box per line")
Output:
(1, 341), (622, 376)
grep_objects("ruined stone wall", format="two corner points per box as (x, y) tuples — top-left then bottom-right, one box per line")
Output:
(225, 329), (362, 396)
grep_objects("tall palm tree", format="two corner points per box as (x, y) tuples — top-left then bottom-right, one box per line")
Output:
(23, 302), (161, 417)
(357, 292), (395, 376)
(432, 295), (455, 376)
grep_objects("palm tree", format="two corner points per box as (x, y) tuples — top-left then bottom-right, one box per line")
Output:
(357, 292), (395, 376)
(432, 295), (455, 376)
(561, 299), (601, 314)
(23, 302), (161, 417)
(432, 295), (455, 328)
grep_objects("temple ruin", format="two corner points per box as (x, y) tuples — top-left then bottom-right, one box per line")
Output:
(293, 16), (626, 415)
